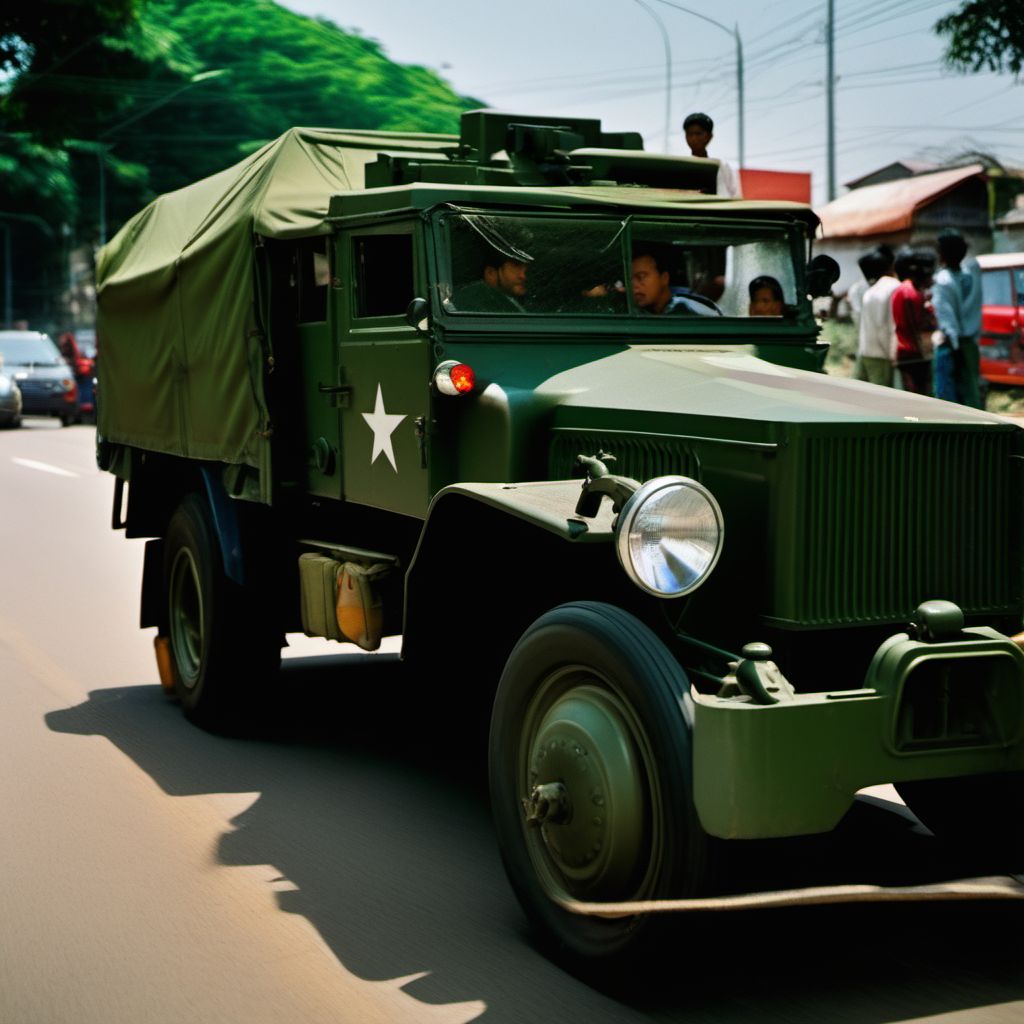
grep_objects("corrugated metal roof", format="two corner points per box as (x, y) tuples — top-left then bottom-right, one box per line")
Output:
(817, 164), (986, 238)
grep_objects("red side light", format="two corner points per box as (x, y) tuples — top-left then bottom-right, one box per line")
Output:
(450, 363), (475, 394)
(433, 360), (476, 397)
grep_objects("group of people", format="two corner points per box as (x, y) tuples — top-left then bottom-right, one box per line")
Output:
(851, 229), (983, 407)
(453, 244), (782, 318)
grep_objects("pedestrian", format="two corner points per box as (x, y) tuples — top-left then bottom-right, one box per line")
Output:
(682, 112), (741, 198)
(891, 247), (936, 396)
(854, 248), (900, 386)
(931, 228), (983, 408)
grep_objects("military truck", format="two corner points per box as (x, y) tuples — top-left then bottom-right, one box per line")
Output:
(97, 110), (1024, 967)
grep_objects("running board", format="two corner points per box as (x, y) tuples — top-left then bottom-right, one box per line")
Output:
(557, 875), (1024, 918)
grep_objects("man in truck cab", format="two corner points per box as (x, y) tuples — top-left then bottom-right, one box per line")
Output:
(452, 245), (531, 312)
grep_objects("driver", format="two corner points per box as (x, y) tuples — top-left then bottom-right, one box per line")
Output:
(452, 246), (531, 312)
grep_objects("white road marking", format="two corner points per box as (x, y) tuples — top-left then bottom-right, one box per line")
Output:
(11, 457), (79, 478)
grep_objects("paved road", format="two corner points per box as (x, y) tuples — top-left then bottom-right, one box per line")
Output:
(2, 421), (1022, 1023)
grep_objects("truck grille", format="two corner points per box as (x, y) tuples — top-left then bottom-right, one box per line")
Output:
(548, 430), (698, 481)
(777, 430), (1018, 626)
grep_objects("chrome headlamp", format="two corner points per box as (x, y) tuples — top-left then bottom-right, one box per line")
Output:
(615, 476), (724, 598)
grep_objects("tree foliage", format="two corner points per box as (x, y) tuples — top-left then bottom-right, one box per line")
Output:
(0, 0), (479, 328)
(934, 0), (1024, 76)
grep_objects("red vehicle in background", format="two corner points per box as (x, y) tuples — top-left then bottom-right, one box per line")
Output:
(978, 253), (1024, 385)
(59, 327), (97, 421)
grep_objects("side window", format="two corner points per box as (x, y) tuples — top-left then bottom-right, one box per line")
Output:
(354, 234), (414, 317)
(1014, 268), (1024, 304)
(982, 269), (1013, 308)
(297, 237), (329, 323)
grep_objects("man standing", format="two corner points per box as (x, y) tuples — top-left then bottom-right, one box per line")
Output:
(891, 248), (936, 396)
(855, 248), (900, 386)
(931, 228), (983, 408)
(682, 112), (741, 198)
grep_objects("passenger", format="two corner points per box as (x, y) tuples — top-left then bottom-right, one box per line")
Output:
(452, 247), (530, 312)
(748, 276), (784, 316)
(631, 248), (720, 315)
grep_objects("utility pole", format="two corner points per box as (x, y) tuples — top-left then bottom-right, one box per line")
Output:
(826, 0), (836, 200)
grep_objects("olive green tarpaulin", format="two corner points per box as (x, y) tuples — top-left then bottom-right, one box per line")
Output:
(96, 126), (455, 467)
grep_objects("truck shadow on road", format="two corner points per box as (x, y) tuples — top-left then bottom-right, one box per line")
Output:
(46, 654), (1024, 1023)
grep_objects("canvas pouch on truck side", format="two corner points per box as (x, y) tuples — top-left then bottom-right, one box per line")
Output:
(299, 553), (343, 640)
(336, 562), (389, 652)
(299, 554), (390, 650)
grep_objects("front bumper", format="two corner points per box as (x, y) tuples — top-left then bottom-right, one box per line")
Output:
(692, 625), (1024, 839)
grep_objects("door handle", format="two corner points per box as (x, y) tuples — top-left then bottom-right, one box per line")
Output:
(318, 382), (351, 408)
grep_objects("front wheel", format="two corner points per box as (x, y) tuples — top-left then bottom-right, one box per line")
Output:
(164, 493), (282, 730)
(489, 602), (713, 970)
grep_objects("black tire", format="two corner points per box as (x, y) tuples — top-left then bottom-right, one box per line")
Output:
(897, 773), (1024, 870)
(60, 411), (75, 427)
(489, 601), (713, 971)
(163, 493), (282, 731)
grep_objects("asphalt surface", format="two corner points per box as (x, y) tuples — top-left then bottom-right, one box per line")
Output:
(1, 419), (1023, 1023)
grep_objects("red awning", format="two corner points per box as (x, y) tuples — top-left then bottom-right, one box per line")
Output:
(816, 164), (986, 238)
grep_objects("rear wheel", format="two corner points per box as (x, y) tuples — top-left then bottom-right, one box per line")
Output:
(164, 493), (282, 731)
(489, 601), (713, 970)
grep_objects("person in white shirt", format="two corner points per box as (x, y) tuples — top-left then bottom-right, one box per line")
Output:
(683, 112), (741, 198)
(855, 247), (900, 387)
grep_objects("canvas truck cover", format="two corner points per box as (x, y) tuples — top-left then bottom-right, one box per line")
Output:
(95, 126), (455, 467)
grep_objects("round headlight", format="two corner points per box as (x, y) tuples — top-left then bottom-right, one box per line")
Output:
(615, 476), (724, 598)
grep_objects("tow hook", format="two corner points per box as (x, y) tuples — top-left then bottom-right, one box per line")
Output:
(523, 782), (573, 828)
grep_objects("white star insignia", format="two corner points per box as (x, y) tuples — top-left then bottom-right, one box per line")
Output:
(361, 383), (406, 471)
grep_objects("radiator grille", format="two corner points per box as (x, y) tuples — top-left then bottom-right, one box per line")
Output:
(549, 431), (698, 482)
(780, 430), (1017, 625)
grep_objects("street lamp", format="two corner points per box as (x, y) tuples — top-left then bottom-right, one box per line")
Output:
(649, 0), (744, 168)
(91, 69), (228, 245)
(632, 0), (672, 152)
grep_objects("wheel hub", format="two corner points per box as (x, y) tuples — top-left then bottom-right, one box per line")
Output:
(168, 547), (203, 689)
(524, 681), (647, 897)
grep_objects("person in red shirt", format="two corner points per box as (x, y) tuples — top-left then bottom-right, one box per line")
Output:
(890, 248), (936, 395)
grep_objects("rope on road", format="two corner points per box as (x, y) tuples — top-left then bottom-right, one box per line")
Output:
(557, 875), (1024, 917)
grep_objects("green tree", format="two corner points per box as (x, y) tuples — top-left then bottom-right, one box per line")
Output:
(934, 0), (1024, 76)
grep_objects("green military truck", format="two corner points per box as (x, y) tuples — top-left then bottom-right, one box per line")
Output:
(97, 110), (1024, 966)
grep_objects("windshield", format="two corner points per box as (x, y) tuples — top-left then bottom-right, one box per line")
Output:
(0, 333), (64, 366)
(438, 212), (801, 321)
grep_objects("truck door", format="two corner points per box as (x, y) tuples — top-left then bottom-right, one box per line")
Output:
(336, 224), (432, 518)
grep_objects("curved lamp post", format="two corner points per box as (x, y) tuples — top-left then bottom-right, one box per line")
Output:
(632, 0), (672, 152)
(649, 0), (744, 168)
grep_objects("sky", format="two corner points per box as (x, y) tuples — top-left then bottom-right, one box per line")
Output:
(279, 0), (1023, 207)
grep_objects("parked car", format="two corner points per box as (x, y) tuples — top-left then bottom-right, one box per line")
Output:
(978, 252), (1024, 385)
(0, 364), (22, 427)
(64, 327), (97, 421)
(0, 330), (79, 425)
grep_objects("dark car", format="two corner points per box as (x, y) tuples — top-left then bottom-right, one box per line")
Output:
(978, 252), (1024, 385)
(0, 330), (79, 425)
